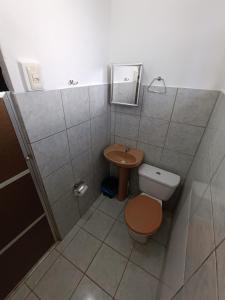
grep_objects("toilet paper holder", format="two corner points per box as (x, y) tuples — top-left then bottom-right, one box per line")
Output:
(73, 181), (88, 197)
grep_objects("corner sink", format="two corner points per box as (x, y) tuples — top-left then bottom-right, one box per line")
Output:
(104, 144), (144, 201)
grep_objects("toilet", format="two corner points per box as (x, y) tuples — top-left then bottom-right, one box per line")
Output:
(125, 163), (180, 243)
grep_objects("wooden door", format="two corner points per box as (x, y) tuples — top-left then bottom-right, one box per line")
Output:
(0, 96), (55, 299)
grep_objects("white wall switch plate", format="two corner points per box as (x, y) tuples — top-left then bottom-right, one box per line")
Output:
(18, 61), (43, 91)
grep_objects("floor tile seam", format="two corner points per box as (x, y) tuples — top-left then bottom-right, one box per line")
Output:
(55, 226), (81, 254)
(113, 255), (130, 298)
(113, 238), (135, 298)
(183, 247), (216, 287)
(127, 257), (165, 284)
(25, 251), (60, 292)
(74, 238), (115, 298)
(80, 226), (107, 243)
(97, 207), (120, 220)
(97, 201), (125, 220)
(68, 272), (86, 300)
(60, 252), (86, 275)
(84, 273), (114, 299)
(103, 221), (135, 259)
(20, 246), (58, 290)
(102, 217), (120, 249)
(76, 199), (101, 229)
(60, 230), (104, 274)
(26, 289), (41, 300)
(23, 281), (41, 300)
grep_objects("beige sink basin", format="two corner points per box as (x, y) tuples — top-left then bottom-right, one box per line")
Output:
(104, 144), (144, 168)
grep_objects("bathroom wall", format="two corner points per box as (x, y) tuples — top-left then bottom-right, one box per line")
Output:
(13, 85), (110, 238)
(0, 0), (110, 92)
(110, 86), (219, 184)
(2, 0), (225, 93)
(159, 91), (225, 299)
(110, 0), (225, 90)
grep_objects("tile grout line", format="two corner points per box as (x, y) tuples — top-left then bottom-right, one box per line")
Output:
(9, 195), (171, 299)
(95, 198), (176, 286)
(60, 89), (84, 218)
(189, 151), (225, 221)
(114, 109), (209, 129)
(159, 88), (178, 162)
(30, 128), (66, 145)
(172, 228), (225, 299)
(24, 250), (61, 298)
(113, 238), (135, 299)
(55, 226), (81, 254)
(66, 208), (114, 298)
(183, 90), (221, 180)
(89, 197), (171, 295)
(43, 160), (71, 179)
(136, 86), (144, 147)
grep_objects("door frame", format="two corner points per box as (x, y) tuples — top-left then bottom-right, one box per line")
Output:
(2, 92), (59, 242)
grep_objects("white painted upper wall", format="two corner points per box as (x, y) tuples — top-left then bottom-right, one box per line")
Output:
(1, 0), (225, 92)
(109, 0), (225, 90)
(0, 0), (110, 92)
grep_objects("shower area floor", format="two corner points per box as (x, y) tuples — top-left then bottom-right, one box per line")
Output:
(8, 194), (173, 300)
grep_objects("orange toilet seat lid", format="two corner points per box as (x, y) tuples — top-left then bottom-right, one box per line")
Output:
(125, 195), (162, 235)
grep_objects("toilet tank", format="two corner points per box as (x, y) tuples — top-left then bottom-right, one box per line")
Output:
(138, 164), (180, 201)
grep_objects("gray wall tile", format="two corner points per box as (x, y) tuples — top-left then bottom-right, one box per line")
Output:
(110, 135), (115, 144)
(172, 89), (218, 126)
(206, 92), (225, 176)
(31, 131), (70, 177)
(110, 111), (115, 135)
(211, 156), (225, 247)
(165, 122), (204, 155)
(142, 87), (177, 121)
(137, 142), (162, 166)
(161, 92), (225, 297)
(43, 163), (74, 205)
(51, 191), (80, 238)
(183, 252), (217, 300)
(161, 194), (191, 291)
(91, 114), (109, 150)
(67, 120), (91, 159)
(77, 174), (95, 215)
(184, 187), (215, 280)
(160, 149), (193, 179)
(61, 87), (90, 128)
(115, 136), (137, 148)
(115, 112), (140, 140)
(139, 117), (169, 147)
(92, 144), (109, 192)
(72, 149), (93, 181)
(16, 90), (65, 142)
(89, 85), (108, 118)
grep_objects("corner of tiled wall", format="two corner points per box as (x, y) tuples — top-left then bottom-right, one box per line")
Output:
(14, 84), (110, 238)
(110, 86), (219, 182)
(161, 91), (225, 299)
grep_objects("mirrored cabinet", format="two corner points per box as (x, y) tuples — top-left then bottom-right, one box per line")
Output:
(110, 63), (143, 107)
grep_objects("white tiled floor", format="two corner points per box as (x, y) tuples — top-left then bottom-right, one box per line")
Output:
(7, 194), (173, 300)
